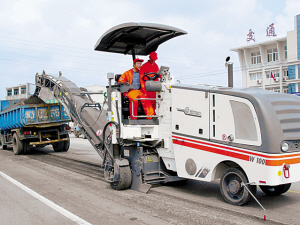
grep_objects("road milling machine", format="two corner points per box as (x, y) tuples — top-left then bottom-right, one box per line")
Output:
(35, 23), (300, 206)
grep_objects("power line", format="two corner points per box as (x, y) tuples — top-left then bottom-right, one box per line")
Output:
(0, 36), (238, 69)
(179, 69), (242, 81)
(0, 58), (109, 74)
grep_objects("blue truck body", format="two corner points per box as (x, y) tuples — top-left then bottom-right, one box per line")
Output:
(0, 100), (70, 131)
(0, 100), (19, 112)
(0, 100), (71, 154)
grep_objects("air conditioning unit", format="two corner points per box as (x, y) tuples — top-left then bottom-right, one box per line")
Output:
(275, 77), (280, 82)
(257, 79), (262, 84)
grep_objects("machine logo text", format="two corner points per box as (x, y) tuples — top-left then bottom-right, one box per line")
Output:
(177, 107), (202, 117)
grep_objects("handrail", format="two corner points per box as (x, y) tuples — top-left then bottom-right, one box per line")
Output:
(131, 98), (163, 118)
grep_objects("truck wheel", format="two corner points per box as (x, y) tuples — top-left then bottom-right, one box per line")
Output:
(260, 183), (291, 196)
(63, 134), (70, 152)
(220, 168), (256, 205)
(110, 166), (132, 190)
(0, 137), (7, 150)
(12, 133), (24, 155)
(52, 141), (64, 152)
(23, 141), (31, 154)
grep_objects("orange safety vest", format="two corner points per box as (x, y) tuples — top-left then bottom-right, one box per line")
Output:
(118, 69), (134, 85)
(118, 68), (154, 119)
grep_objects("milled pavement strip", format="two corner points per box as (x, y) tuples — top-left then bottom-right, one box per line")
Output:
(0, 171), (92, 225)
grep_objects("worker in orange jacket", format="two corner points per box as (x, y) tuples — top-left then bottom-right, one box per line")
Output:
(139, 52), (160, 110)
(118, 58), (154, 119)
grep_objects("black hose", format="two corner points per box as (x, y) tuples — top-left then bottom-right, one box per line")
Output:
(115, 100), (121, 138)
(102, 121), (120, 150)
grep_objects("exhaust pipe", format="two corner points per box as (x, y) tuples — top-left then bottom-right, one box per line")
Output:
(228, 62), (233, 87)
(225, 56), (233, 87)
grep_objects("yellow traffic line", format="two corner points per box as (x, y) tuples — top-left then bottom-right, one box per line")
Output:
(288, 190), (300, 194)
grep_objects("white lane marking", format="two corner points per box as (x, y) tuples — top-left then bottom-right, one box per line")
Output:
(0, 171), (92, 225)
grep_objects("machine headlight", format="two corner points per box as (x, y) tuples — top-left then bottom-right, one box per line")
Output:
(281, 142), (289, 152)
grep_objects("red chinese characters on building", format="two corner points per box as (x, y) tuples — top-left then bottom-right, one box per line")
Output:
(246, 29), (255, 43)
(266, 23), (277, 37)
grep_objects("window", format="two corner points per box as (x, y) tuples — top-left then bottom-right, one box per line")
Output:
(266, 70), (279, 79)
(283, 69), (288, 77)
(7, 90), (12, 96)
(257, 72), (262, 79)
(267, 87), (281, 93)
(21, 87), (26, 94)
(230, 100), (258, 141)
(288, 83), (296, 93)
(267, 48), (278, 62)
(249, 72), (262, 80)
(251, 51), (261, 64)
(288, 65), (296, 79)
(14, 89), (19, 95)
(285, 46), (287, 59)
(275, 88), (281, 93)
(251, 52), (256, 64)
(250, 73), (256, 80)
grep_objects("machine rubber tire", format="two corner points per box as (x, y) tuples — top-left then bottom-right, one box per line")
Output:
(0, 136), (7, 150)
(63, 134), (70, 152)
(220, 168), (256, 206)
(260, 183), (291, 196)
(23, 141), (31, 154)
(110, 166), (132, 190)
(12, 133), (24, 155)
(52, 141), (64, 152)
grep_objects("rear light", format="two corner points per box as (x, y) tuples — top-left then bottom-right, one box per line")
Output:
(23, 131), (32, 135)
(66, 126), (71, 130)
(283, 164), (290, 178)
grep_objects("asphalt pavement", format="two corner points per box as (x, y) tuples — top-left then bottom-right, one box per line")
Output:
(1, 134), (300, 224)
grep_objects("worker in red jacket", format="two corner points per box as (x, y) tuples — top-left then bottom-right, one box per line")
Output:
(118, 58), (154, 119)
(139, 52), (160, 110)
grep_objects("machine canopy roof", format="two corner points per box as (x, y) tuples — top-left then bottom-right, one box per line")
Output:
(94, 22), (187, 56)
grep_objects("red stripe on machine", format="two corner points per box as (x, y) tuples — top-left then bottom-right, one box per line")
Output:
(172, 139), (249, 161)
(172, 135), (300, 159)
(172, 135), (300, 166)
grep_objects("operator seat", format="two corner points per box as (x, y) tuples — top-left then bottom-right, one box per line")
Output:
(115, 74), (145, 120)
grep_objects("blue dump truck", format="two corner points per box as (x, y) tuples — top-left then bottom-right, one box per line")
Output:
(0, 96), (71, 155)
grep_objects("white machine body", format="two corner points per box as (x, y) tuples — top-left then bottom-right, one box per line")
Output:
(108, 67), (300, 187)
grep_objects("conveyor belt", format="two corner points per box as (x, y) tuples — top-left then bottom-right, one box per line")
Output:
(34, 72), (108, 159)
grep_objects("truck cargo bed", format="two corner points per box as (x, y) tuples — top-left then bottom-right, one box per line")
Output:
(0, 103), (70, 130)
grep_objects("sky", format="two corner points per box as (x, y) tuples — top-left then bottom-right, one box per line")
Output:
(0, 0), (299, 100)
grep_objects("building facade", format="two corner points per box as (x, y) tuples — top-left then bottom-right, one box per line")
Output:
(231, 14), (300, 93)
(5, 83), (36, 100)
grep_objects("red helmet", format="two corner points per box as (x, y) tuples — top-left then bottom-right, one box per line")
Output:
(149, 52), (158, 60)
(133, 58), (144, 65)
